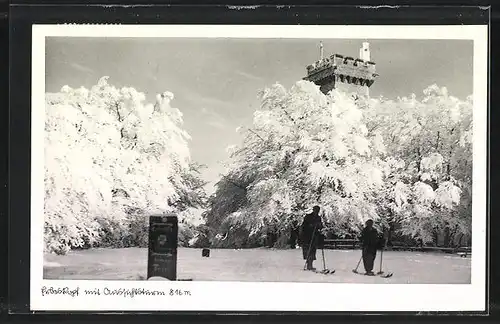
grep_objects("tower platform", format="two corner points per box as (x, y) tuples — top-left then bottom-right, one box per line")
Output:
(303, 42), (378, 97)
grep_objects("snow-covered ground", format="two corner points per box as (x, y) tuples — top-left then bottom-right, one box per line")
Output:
(43, 247), (471, 284)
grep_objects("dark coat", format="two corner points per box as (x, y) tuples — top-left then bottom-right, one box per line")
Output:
(299, 213), (324, 247)
(360, 226), (380, 250)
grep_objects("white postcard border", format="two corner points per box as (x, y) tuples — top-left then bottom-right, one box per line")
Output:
(31, 24), (488, 312)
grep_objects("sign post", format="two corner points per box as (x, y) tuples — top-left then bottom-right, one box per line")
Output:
(147, 214), (178, 280)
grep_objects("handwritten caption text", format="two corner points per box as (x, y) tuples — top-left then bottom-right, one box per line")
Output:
(41, 286), (192, 298)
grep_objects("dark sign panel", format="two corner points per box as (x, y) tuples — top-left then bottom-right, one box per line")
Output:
(147, 215), (178, 280)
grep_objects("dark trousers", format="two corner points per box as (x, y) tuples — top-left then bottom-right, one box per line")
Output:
(302, 245), (317, 261)
(362, 247), (377, 273)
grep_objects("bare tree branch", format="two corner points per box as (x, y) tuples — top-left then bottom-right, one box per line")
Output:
(247, 128), (266, 142)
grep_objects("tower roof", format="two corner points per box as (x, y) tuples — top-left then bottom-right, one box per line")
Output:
(303, 42), (378, 95)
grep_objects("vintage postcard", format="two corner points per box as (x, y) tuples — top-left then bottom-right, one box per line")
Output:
(32, 24), (488, 312)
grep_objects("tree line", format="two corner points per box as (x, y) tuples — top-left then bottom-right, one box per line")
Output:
(44, 77), (472, 254)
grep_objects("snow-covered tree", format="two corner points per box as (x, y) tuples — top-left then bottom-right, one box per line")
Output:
(44, 77), (207, 254)
(206, 81), (391, 246)
(362, 85), (473, 245)
(206, 81), (472, 248)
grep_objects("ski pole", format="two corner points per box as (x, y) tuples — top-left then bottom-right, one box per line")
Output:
(353, 254), (363, 273)
(321, 247), (326, 270)
(353, 232), (363, 273)
(303, 224), (318, 270)
(377, 234), (388, 275)
(377, 249), (384, 274)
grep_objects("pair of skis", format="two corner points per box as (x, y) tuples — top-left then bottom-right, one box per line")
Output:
(307, 268), (336, 275)
(352, 247), (393, 278)
(311, 248), (336, 274)
(352, 267), (393, 278)
(303, 245), (336, 275)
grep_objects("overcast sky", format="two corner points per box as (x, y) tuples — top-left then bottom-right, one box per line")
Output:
(45, 38), (473, 193)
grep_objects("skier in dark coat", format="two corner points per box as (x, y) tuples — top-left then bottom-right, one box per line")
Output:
(359, 219), (379, 276)
(299, 206), (324, 270)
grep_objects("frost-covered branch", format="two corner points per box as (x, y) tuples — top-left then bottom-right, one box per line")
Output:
(44, 77), (207, 254)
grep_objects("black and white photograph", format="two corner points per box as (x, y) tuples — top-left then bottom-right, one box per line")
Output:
(31, 24), (488, 312)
